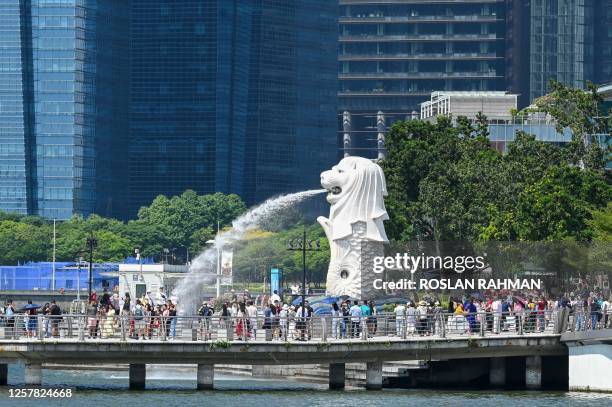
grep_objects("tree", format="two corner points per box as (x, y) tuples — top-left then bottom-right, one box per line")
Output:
(136, 190), (247, 257)
(0, 221), (51, 264)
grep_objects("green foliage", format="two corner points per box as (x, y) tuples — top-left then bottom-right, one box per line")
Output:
(0, 220), (51, 264)
(382, 102), (611, 244)
(0, 191), (247, 265)
(232, 222), (329, 285)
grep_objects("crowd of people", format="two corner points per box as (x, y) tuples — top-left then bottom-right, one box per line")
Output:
(1, 285), (610, 341)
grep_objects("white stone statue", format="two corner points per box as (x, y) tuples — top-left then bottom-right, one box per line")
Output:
(317, 156), (389, 299)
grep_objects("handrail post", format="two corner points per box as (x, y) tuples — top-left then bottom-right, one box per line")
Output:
(440, 312), (446, 338)
(322, 316), (327, 342)
(518, 313), (524, 335)
(79, 315), (85, 341)
(121, 316), (127, 341)
(38, 315), (43, 340)
(67, 316), (73, 338)
(361, 317), (367, 341)
(480, 312), (485, 337)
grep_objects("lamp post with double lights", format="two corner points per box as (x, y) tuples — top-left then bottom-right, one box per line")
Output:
(86, 233), (97, 300)
(287, 226), (321, 319)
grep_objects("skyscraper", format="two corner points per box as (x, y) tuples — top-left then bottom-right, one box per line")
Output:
(594, 0), (612, 85)
(128, 0), (338, 215)
(0, 0), (128, 220)
(528, 0), (594, 101)
(338, 0), (511, 158)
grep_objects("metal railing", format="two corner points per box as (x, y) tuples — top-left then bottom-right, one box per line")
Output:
(0, 309), (602, 343)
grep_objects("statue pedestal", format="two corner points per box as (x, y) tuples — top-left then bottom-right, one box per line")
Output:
(326, 222), (384, 300)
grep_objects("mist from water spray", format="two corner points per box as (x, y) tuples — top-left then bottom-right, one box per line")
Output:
(173, 189), (326, 314)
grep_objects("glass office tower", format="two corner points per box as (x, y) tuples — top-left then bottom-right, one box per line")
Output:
(128, 0), (337, 213)
(338, 0), (509, 158)
(529, 0), (594, 100)
(0, 0), (128, 220)
(594, 0), (612, 85)
(0, 0), (31, 215)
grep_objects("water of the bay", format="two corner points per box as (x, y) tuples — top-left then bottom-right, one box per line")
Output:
(1, 363), (610, 406)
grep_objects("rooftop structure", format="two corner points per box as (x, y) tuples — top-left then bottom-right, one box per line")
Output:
(420, 91), (517, 121)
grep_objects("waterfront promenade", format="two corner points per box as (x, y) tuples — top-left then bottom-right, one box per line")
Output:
(0, 311), (585, 390)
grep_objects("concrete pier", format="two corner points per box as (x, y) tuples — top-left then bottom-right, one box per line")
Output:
(197, 364), (214, 390)
(365, 362), (383, 390)
(489, 357), (506, 387)
(25, 362), (42, 386)
(328, 363), (345, 390)
(0, 364), (7, 386)
(525, 355), (542, 390)
(129, 364), (146, 390)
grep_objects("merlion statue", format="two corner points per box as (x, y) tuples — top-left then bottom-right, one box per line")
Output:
(317, 156), (389, 299)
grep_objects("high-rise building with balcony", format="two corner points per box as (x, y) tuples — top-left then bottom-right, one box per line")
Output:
(0, 0), (128, 220)
(338, 0), (513, 158)
(128, 0), (338, 215)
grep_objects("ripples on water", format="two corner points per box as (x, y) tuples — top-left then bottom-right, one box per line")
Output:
(0, 364), (610, 407)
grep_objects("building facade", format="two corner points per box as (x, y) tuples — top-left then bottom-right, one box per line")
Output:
(338, 0), (511, 158)
(594, 0), (612, 85)
(128, 0), (337, 215)
(528, 0), (594, 101)
(0, 0), (128, 220)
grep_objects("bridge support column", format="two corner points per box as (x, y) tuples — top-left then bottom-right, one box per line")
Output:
(489, 357), (506, 387)
(25, 362), (41, 386)
(329, 363), (345, 390)
(365, 362), (383, 390)
(0, 364), (7, 386)
(197, 364), (214, 390)
(525, 355), (542, 390)
(129, 364), (146, 390)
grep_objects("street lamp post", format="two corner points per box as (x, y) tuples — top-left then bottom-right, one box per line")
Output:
(287, 226), (321, 319)
(77, 257), (83, 301)
(86, 233), (97, 300)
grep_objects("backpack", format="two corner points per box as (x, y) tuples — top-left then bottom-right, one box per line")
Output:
(134, 307), (144, 320)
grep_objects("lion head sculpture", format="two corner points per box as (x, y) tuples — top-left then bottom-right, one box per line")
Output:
(319, 156), (389, 243)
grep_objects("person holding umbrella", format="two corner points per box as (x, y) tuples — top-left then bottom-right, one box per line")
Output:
(23, 300), (40, 338)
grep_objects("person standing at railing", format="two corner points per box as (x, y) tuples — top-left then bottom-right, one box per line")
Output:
(368, 301), (377, 337)
(168, 302), (177, 339)
(331, 302), (341, 339)
(235, 302), (247, 340)
(280, 304), (289, 340)
(465, 299), (477, 333)
(296, 301), (313, 341)
(416, 301), (428, 336)
(87, 300), (98, 338)
(349, 300), (362, 338)
(25, 300), (38, 338)
(198, 301), (213, 340)
(536, 297), (546, 332)
(5, 300), (15, 339)
(573, 297), (585, 331)
(340, 302), (349, 339)
(393, 302), (405, 337)
(42, 302), (51, 338)
(360, 300), (371, 338)
(491, 297), (501, 334)
(245, 301), (256, 337)
(589, 297), (601, 330)
(50, 299), (61, 338)
(406, 302), (416, 336)
(603, 297), (611, 328)
(432, 301), (443, 336)
(102, 305), (116, 339)
(133, 300), (146, 340)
